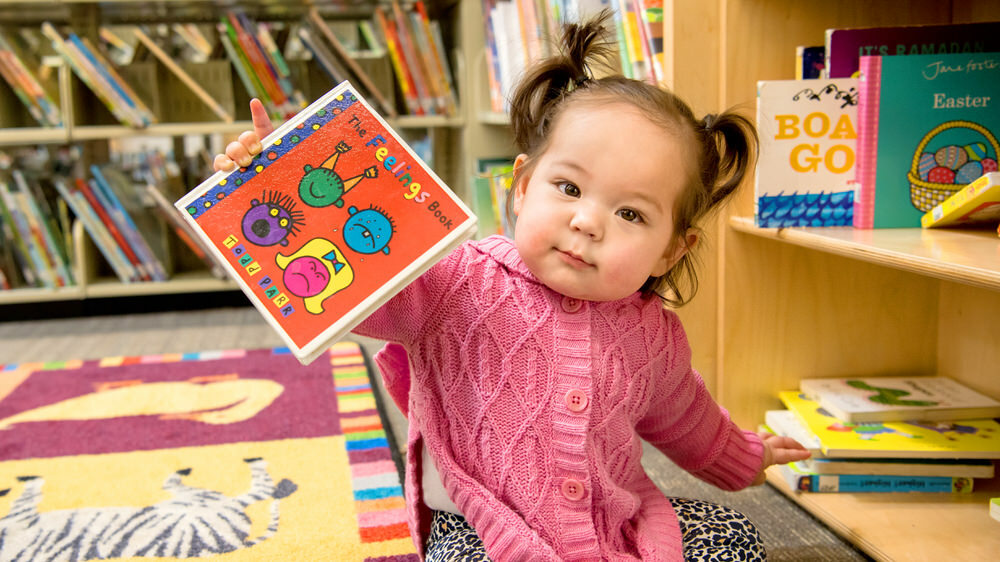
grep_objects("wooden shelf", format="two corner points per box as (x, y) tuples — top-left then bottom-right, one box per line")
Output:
(766, 469), (1000, 561)
(729, 216), (1000, 291)
(0, 285), (84, 305)
(0, 127), (69, 145)
(83, 271), (238, 298)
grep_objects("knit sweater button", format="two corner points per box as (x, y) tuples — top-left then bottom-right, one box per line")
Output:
(561, 296), (582, 313)
(561, 478), (586, 501)
(565, 389), (588, 412)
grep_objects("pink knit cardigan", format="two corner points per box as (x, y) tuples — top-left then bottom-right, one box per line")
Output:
(353, 236), (764, 561)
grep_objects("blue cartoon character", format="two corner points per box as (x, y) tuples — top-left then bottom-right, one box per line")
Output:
(343, 205), (395, 255)
(241, 191), (304, 247)
(299, 141), (378, 208)
(274, 238), (353, 314)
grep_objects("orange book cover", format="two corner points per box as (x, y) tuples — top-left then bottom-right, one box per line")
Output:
(176, 82), (477, 364)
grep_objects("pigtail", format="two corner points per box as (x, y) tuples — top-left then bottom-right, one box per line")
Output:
(699, 111), (758, 211)
(508, 10), (615, 154)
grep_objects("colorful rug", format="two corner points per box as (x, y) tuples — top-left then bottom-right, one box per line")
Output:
(0, 341), (417, 561)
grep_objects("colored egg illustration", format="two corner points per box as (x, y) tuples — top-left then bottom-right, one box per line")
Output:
(917, 152), (936, 180)
(934, 145), (968, 169)
(963, 142), (987, 161)
(955, 160), (984, 185)
(982, 158), (998, 174)
(927, 166), (956, 184)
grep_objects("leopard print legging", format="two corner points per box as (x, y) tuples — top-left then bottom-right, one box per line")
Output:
(425, 497), (766, 561)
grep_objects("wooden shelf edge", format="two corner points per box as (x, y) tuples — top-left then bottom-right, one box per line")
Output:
(0, 286), (85, 305)
(729, 216), (1000, 291)
(0, 127), (69, 145)
(83, 273), (239, 299)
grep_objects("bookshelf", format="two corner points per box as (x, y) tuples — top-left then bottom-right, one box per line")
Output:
(0, 0), (479, 305)
(673, 1), (1000, 560)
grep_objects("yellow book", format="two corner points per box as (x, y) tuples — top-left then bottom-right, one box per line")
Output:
(922, 172), (1000, 228)
(778, 390), (1000, 459)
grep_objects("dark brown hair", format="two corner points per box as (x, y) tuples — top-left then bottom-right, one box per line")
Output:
(507, 9), (757, 306)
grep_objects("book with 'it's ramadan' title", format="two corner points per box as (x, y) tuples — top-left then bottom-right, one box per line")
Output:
(176, 81), (476, 364)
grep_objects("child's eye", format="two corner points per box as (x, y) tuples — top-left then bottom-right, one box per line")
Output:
(556, 182), (581, 197)
(617, 208), (644, 223)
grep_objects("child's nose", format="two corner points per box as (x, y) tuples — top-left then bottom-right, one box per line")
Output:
(569, 204), (603, 239)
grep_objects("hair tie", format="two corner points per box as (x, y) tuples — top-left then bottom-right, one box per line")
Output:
(703, 113), (718, 130)
(573, 71), (591, 87)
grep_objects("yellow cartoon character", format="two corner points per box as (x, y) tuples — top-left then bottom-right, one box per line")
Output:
(275, 238), (354, 314)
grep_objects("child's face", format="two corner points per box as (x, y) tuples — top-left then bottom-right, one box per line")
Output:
(513, 102), (692, 302)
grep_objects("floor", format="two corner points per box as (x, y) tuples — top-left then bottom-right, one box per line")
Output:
(0, 305), (870, 561)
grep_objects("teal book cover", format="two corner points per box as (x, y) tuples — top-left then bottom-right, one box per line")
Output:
(854, 52), (1000, 228)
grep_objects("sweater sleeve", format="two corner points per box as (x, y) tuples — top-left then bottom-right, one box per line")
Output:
(635, 312), (764, 491)
(351, 242), (468, 346)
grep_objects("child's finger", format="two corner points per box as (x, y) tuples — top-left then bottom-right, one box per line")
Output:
(249, 98), (275, 139)
(225, 140), (254, 168)
(213, 153), (236, 172)
(237, 131), (263, 155)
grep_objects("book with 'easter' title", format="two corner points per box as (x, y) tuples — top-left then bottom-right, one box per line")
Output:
(853, 52), (1000, 228)
(176, 81), (476, 364)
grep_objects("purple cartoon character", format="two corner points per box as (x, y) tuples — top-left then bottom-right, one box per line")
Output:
(241, 191), (303, 247)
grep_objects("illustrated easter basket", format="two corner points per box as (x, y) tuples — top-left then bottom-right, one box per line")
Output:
(909, 120), (999, 212)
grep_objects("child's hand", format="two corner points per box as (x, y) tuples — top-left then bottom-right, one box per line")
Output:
(212, 98), (275, 172)
(751, 431), (811, 486)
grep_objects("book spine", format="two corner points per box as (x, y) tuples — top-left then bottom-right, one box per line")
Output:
(0, 33), (60, 127)
(781, 464), (973, 493)
(90, 165), (167, 281)
(0, 181), (56, 287)
(227, 13), (288, 114)
(376, 6), (420, 116)
(390, 0), (432, 115)
(217, 23), (262, 100)
(408, 7), (447, 115)
(68, 33), (147, 126)
(41, 22), (140, 128)
(853, 55), (881, 229)
(51, 178), (135, 283)
(0, 193), (39, 287)
(81, 35), (156, 124)
(427, 20), (459, 117)
(75, 177), (148, 281)
(479, 0), (504, 113)
(12, 171), (73, 286)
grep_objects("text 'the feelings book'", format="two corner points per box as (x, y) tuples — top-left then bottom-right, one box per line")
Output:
(177, 82), (476, 364)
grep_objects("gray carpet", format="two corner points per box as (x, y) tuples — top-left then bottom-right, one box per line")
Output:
(0, 306), (870, 561)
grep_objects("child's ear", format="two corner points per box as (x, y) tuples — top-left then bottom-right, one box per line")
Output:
(653, 229), (699, 277)
(512, 154), (530, 216)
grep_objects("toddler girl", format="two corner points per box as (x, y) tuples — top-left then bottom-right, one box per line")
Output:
(216, 11), (809, 561)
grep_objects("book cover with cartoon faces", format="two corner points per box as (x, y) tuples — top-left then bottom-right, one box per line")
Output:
(176, 83), (476, 363)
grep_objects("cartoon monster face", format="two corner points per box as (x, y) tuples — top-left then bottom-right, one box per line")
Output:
(275, 238), (354, 314)
(242, 192), (302, 247)
(282, 255), (331, 298)
(343, 206), (394, 255)
(299, 165), (347, 208)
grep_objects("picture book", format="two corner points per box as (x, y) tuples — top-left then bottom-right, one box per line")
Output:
(777, 461), (975, 494)
(778, 391), (1000, 459)
(853, 52), (1000, 228)
(799, 375), (1000, 423)
(922, 172), (1000, 228)
(795, 46), (825, 80)
(176, 81), (477, 364)
(798, 457), (994, 479)
(755, 78), (857, 227)
(764, 409), (822, 456)
(824, 22), (1000, 79)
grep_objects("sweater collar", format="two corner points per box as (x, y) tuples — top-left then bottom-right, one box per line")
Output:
(477, 235), (534, 279)
(475, 235), (648, 307)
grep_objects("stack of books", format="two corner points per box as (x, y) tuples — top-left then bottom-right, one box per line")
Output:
(765, 376), (1000, 494)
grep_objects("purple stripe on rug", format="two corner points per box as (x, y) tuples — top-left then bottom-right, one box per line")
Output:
(349, 447), (393, 464)
(339, 409), (378, 419)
